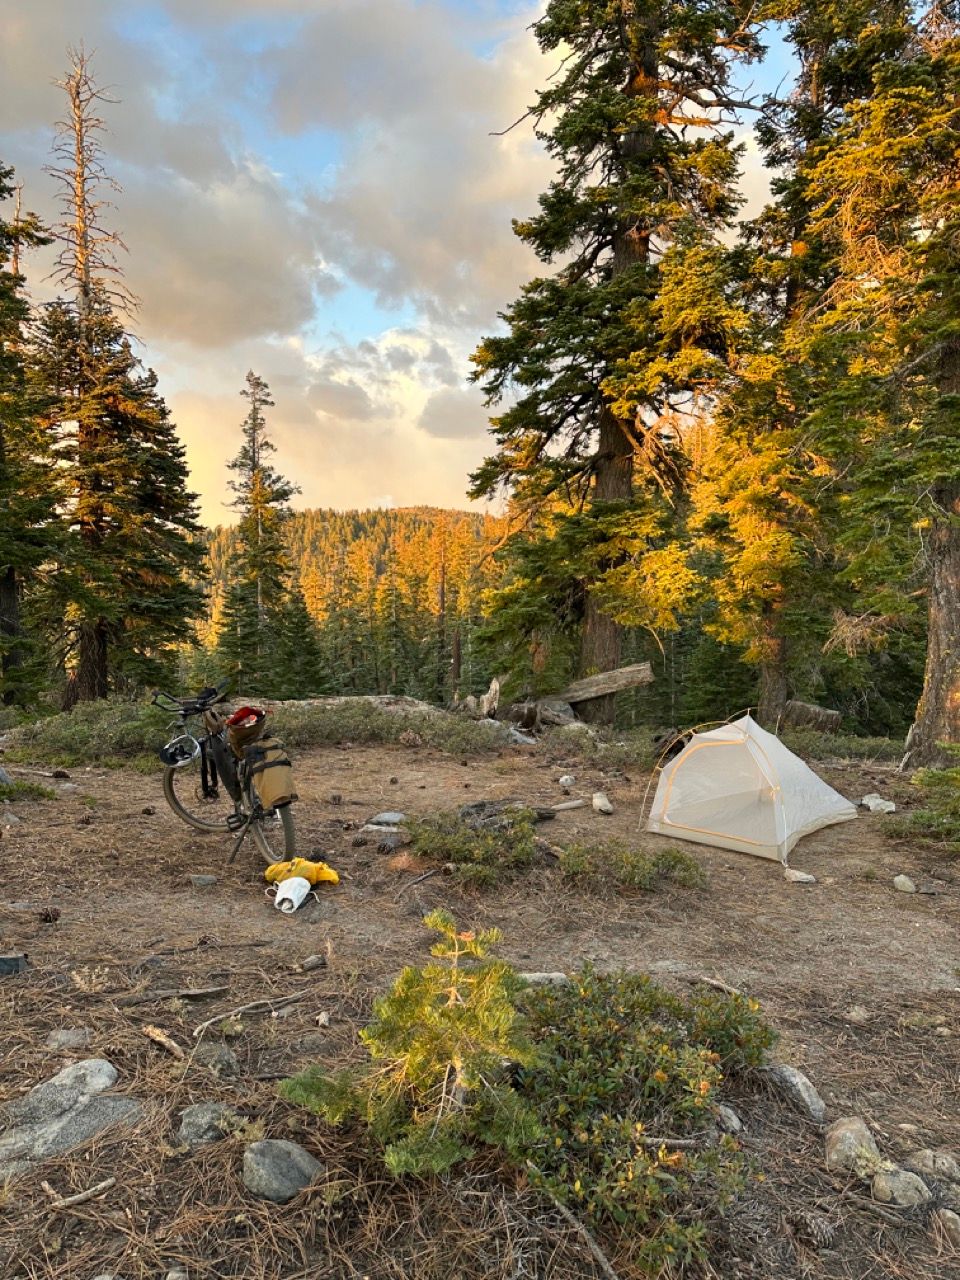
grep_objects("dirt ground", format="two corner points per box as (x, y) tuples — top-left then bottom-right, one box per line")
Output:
(1, 737), (959, 1279)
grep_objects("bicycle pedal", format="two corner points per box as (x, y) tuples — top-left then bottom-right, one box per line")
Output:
(226, 813), (246, 832)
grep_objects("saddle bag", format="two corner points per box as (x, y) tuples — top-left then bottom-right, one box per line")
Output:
(242, 735), (298, 810)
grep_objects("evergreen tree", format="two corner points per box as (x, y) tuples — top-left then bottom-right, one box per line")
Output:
(801, 8), (960, 761)
(33, 299), (204, 695)
(0, 165), (59, 704)
(471, 0), (759, 718)
(42, 49), (202, 701)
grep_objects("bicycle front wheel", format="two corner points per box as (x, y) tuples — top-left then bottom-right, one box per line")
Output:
(251, 804), (297, 863)
(163, 759), (238, 833)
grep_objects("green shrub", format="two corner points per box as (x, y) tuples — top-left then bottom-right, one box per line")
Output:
(559, 841), (707, 892)
(544, 723), (659, 769)
(0, 780), (56, 802)
(515, 968), (776, 1274)
(267, 703), (509, 756)
(281, 911), (541, 1175)
(404, 808), (540, 888)
(5, 698), (170, 767)
(780, 727), (902, 763)
(887, 763), (960, 851)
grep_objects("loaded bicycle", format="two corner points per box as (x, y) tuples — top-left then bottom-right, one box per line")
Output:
(153, 680), (297, 863)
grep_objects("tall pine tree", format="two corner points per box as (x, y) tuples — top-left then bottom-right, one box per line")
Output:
(471, 0), (759, 718)
(0, 165), (59, 704)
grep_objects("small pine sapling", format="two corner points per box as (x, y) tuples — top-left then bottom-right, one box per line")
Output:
(281, 910), (541, 1175)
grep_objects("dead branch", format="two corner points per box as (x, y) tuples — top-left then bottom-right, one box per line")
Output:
(40, 1176), (116, 1211)
(142, 1024), (186, 1059)
(192, 992), (306, 1039)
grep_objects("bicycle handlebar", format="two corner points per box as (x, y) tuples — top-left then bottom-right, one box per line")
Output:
(150, 677), (232, 714)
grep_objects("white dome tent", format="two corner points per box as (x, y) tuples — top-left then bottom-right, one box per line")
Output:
(646, 715), (856, 863)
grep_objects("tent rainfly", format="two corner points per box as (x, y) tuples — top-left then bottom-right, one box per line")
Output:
(646, 714), (856, 863)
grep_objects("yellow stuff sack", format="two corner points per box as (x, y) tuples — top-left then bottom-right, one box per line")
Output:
(242, 735), (298, 810)
(264, 858), (339, 886)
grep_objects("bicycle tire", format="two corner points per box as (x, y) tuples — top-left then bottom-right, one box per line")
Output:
(251, 804), (297, 863)
(163, 764), (235, 833)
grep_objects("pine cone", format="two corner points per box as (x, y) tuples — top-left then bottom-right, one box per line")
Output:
(352, 834), (368, 848)
(787, 1209), (836, 1249)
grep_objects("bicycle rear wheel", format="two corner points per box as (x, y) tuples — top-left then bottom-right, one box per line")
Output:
(251, 804), (297, 863)
(163, 757), (238, 833)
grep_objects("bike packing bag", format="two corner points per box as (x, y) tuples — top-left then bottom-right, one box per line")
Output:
(226, 705), (266, 757)
(242, 735), (298, 810)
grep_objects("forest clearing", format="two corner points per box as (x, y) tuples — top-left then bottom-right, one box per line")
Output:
(1, 703), (959, 1279)
(2, 1), (960, 1278)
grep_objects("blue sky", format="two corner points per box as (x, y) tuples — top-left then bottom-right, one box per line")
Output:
(0, 0), (796, 522)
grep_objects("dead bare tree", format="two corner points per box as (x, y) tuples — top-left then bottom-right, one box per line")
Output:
(45, 44), (137, 328)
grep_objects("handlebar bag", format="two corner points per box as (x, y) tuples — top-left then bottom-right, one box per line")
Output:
(242, 735), (298, 810)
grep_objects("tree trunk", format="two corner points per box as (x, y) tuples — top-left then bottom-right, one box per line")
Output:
(74, 619), (109, 703)
(576, 22), (658, 724)
(756, 615), (788, 728)
(579, 407), (634, 723)
(0, 565), (23, 704)
(906, 482), (960, 766)
(907, 337), (960, 766)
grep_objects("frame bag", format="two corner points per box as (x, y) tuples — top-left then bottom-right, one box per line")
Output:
(243, 736), (298, 811)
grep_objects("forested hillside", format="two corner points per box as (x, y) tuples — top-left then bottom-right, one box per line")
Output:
(197, 507), (506, 704)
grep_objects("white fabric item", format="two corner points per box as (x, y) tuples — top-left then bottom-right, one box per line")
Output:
(646, 715), (856, 862)
(273, 876), (312, 913)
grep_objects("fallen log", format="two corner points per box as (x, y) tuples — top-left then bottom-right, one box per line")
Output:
(781, 700), (841, 734)
(559, 663), (654, 705)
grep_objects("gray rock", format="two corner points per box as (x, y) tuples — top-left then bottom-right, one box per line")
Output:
(177, 1102), (238, 1150)
(370, 811), (405, 826)
(518, 972), (570, 986)
(45, 1027), (92, 1051)
(0, 809), (21, 827)
(242, 1139), (323, 1203)
(538, 698), (577, 726)
(508, 728), (537, 745)
(716, 1104), (743, 1135)
(908, 1148), (960, 1183)
(165, 1271), (189, 1280)
(936, 1208), (960, 1248)
(0, 952), (28, 976)
(558, 775), (576, 787)
(194, 1041), (241, 1078)
(894, 874), (917, 893)
(55, 782), (79, 793)
(0, 1058), (141, 1177)
(845, 1005), (870, 1026)
(0, 766), (13, 786)
(764, 1064), (827, 1123)
(189, 874), (218, 888)
(592, 791), (614, 814)
(825, 1117), (882, 1177)
(873, 1167), (932, 1206)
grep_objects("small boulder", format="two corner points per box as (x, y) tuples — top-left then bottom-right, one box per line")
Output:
(194, 1041), (241, 1078)
(370, 811), (406, 826)
(716, 1104), (743, 1135)
(764, 1064), (827, 1123)
(0, 1058), (141, 1178)
(873, 1168), (932, 1206)
(592, 791), (614, 815)
(558, 775), (576, 787)
(0, 952), (28, 976)
(0, 810), (21, 827)
(0, 766), (13, 786)
(45, 1028), (92, 1051)
(935, 1208), (960, 1249)
(177, 1102), (238, 1150)
(509, 728), (537, 746)
(894, 874), (917, 894)
(784, 868), (816, 884)
(861, 793), (896, 814)
(189, 875), (218, 888)
(242, 1138), (323, 1203)
(519, 972), (570, 986)
(825, 1117), (882, 1177)
(907, 1149), (960, 1184)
